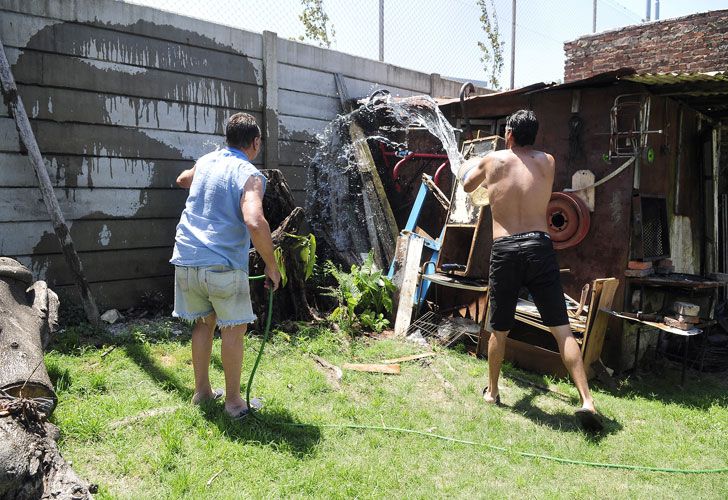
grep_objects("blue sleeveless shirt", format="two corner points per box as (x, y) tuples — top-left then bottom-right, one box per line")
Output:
(170, 147), (265, 272)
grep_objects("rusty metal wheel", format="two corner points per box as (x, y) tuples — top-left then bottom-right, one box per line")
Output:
(547, 192), (591, 250)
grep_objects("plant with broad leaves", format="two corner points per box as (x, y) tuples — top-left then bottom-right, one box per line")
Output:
(274, 233), (317, 288)
(323, 252), (395, 333)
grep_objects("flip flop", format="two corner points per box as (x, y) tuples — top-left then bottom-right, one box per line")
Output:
(192, 388), (224, 405)
(575, 408), (604, 433)
(482, 386), (501, 405)
(227, 397), (264, 420)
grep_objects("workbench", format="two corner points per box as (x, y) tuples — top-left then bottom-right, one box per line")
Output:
(607, 310), (713, 384)
(620, 274), (721, 383)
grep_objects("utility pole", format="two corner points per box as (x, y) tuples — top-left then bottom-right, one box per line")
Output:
(592, 0), (597, 32)
(645, 0), (651, 21)
(378, 0), (384, 61)
(510, 0), (516, 89)
(655, 0), (660, 20)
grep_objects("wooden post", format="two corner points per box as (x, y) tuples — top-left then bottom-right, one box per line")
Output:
(262, 31), (279, 170)
(0, 40), (99, 325)
(393, 234), (424, 337)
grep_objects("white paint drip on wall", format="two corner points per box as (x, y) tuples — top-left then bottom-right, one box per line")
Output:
(670, 215), (695, 274)
(140, 128), (222, 160)
(98, 224), (112, 247)
(47, 97), (53, 114)
(72, 36), (206, 72)
(80, 58), (148, 75)
(100, 95), (225, 134)
(31, 100), (40, 118)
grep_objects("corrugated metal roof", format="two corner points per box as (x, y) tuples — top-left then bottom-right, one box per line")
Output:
(624, 71), (728, 118)
(623, 71), (728, 86)
(441, 69), (728, 119)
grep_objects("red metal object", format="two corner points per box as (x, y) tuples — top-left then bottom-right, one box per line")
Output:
(433, 160), (451, 187)
(547, 192), (591, 250)
(392, 152), (449, 182)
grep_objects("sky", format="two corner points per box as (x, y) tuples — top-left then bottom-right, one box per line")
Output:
(121, 0), (728, 89)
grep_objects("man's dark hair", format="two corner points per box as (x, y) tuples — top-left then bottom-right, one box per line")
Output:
(226, 112), (261, 149)
(506, 109), (538, 146)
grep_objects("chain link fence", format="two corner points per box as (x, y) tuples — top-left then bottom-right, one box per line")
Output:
(118, 0), (645, 89)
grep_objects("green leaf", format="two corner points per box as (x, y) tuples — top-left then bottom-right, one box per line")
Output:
(274, 247), (288, 288)
(305, 234), (317, 279)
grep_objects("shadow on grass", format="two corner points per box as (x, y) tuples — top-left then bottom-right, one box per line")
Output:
(124, 342), (321, 457)
(616, 367), (728, 410)
(506, 389), (622, 442)
(501, 370), (623, 441)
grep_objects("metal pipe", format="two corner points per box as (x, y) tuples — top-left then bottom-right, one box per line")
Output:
(510, 0), (516, 89)
(459, 82), (475, 140)
(655, 0), (660, 20)
(379, 0), (384, 61)
(592, 0), (597, 32)
(433, 161), (450, 187)
(645, 0), (651, 21)
(392, 153), (416, 182)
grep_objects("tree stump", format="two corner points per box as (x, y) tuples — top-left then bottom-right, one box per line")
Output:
(0, 258), (57, 407)
(248, 170), (320, 326)
(0, 258), (93, 499)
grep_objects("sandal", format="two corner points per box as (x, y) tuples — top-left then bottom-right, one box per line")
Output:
(227, 397), (264, 420)
(192, 388), (224, 405)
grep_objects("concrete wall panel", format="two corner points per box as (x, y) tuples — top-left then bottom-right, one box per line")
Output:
(0, 218), (178, 255)
(0, 187), (186, 222)
(0, 85), (262, 135)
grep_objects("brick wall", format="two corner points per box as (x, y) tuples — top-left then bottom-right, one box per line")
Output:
(564, 10), (728, 82)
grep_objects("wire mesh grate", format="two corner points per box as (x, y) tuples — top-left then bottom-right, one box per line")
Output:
(406, 311), (481, 346)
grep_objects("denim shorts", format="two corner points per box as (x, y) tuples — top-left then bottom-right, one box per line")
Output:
(172, 265), (256, 327)
(487, 231), (569, 332)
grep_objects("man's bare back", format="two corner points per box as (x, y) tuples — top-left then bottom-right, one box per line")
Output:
(461, 145), (555, 240)
(483, 148), (554, 240)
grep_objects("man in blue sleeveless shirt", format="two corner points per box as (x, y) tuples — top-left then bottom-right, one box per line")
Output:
(171, 112), (281, 418)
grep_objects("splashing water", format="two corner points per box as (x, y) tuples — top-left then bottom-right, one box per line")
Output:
(385, 95), (464, 175)
(305, 93), (464, 266)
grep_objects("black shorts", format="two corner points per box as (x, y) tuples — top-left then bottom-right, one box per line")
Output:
(487, 231), (569, 332)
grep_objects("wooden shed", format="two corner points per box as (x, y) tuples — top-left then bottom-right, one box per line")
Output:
(438, 68), (728, 371)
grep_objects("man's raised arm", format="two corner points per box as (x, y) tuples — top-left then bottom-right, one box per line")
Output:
(460, 156), (490, 193)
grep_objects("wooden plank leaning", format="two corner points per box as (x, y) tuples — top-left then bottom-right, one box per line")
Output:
(349, 122), (399, 268)
(581, 278), (620, 377)
(0, 39), (99, 325)
(393, 233), (424, 337)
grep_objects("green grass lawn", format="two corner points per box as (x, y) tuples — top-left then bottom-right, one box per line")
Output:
(46, 319), (728, 499)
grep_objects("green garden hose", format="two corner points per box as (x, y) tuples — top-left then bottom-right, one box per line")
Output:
(244, 276), (727, 474)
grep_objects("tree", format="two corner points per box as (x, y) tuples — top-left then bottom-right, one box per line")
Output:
(299, 0), (336, 48)
(476, 0), (505, 89)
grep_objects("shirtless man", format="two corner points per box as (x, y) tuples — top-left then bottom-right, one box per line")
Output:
(460, 110), (602, 431)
